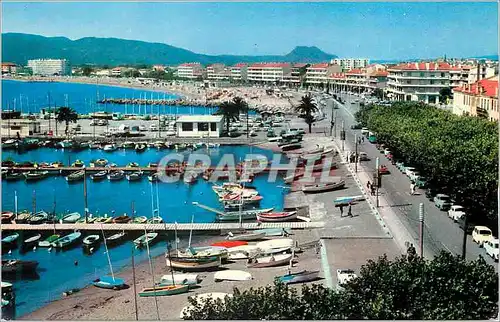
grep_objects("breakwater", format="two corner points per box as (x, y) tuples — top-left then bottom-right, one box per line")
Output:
(98, 98), (220, 107)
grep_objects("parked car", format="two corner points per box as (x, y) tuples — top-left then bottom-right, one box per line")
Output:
(395, 161), (405, 171)
(358, 152), (369, 161)
(472, 226), (493, 247)
(484, 238), (499, 261)
(336, 269), (357, 286)
(433, 194), (452, 211)
(361, 128), (369, 136)
(404, 167), (417, 177)
(350, 124), (363, 130)
(97, 119), (108, 126)
(448, 205), (466, 221)
(414, 176), (428, 188)
(457, 215), (474, 234)
(409, 171), (421, 183)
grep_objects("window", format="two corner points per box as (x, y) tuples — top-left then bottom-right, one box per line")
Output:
(210, 123), (217, 131)
(198, 122), (209, 131)
(441, 73), (445, 77)
(181, 122), (193, 131)
(420, 72), (424, 77)
(430, 80), (434, 85)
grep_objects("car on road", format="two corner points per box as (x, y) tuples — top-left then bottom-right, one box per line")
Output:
(472, 226), (493, 247)
(97, 119), (109, 126)
(484, 239), (499, 261)
(448, 205), (466, 221)
(336, 269), (357, 286)
(350, 124), (363, 130)
(433, 194), (452, 211)
(404, 167), (417, 177)
(361, 128), (369, 136)
(358, 152), (369, 161)
(89, 120), (97, 126)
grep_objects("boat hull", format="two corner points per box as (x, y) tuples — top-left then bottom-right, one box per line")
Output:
(279, 270), (320, 284)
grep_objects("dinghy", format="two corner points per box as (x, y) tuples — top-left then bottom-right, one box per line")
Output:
(138, 284), (189, 297)
(256, 238), (295, 251)
(166, 256), (221, 271)
(22, 233), (42, 248)
(108, 170), (125, 181)
(253, 228), (292, 237)
(226, 231), (266, 241)
(256, 211), (297, 222)
(278, 270), (320, 284)
(214, 270), (252, 282)
(211, 240), (248, 248)
(2, 260), (39, 274)
(52, 232), (82, 249)
(93, 276), (126, 290)
(1, 212), (14, 224)
(28, 211), (50, 224)
(24, 171), (49, 181)
(302, 180), (345, 193)
(1, 233), (20, 244)
(133, 232), (159, 248)
(82, 235), (101, 247)
(38, 234), (60, 247)
(65, 170), (85, 182)
(132, 216), (148, 224)
(112, 215), (131, 223)
(227, 245), (261, 260)
(90, 171), (107, 181)
(61, 212), (81, 223)
(147, 216), (163, 224)
(247, 254), (293, 268)
(159, 273), (202, 286)
(175, 246), (228, 260)
(105, 231), (127, 246)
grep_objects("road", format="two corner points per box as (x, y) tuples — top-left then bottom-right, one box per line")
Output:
(318, 92), (496, 267)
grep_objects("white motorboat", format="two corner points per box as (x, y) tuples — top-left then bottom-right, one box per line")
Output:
(227, 245), (260, 260)
(103, 144), (117, 152)
(159, 273), (202, 286)
(247, 253), (293, 268)
(214, 270), (252, 282)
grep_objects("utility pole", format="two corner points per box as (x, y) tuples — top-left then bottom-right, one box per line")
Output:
(419, 203), (424, 257)
(47, 92), (52, 134)
(341, 120), (345, 151)
(375, 157), (380, 208)
(329, 101), (335, 136)
(131, 201), (139, 321)
(333, 110), (337, 138)
(462, 214), (468, 260)
(354, 133), (358, 173)
(83, 168), (88, 223)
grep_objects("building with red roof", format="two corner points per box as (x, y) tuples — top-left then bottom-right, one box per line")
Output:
(230, 63), (248, 81)
(247, 62), (291, 83)
(177, 62), (203, 79)
(452, 76), (499, 121)
(305, 63), (342, 86)
(325, 64), (388, 93)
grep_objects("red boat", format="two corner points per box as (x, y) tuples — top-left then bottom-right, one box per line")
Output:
(211, 240), (248, 248)
(257, 211), (298, 222)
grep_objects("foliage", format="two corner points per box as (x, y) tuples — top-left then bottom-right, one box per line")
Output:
(55, 107), (78, 136)
(231, 96), (249, 137)
(214, 99), (241, 134)
(183, 250), (498, 320)
(355, 102), (498, 225)
(82, 66), (93, 76)
(439, 87), (453, 103)
(295, 94), (319, 133)
(122, 69), (141, 78)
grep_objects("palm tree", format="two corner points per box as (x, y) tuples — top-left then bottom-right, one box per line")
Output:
(215, 101), (240, 135)
(231, 96), (249, 137)
(295, 94), (319, 133)
(55, 107), (78, 136)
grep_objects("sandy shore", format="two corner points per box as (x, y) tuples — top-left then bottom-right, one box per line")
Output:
(21, 229), (322, 321)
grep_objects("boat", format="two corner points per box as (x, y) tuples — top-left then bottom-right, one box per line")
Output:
(159, 273), (202, 286)
(175, 246), (228, 260)
(90, 171), (107, 181)
(256, 211), (298, 222)
(334, 195), (365, 207)
(103, 144), (117, 152)
(38, 234), (60, 247)
(105, 231), (127, 246)
(28, 211), (50, 224)
(65, 170), (86, 182)
(302, 180), (346, 193)
(15, 211), (32, 223)
(22, 233), (42, 248)
(57, 140), (73, 149)
(122, 141), (135, 149)
(24, 171), (49, 181)
(227, 245), (261, 260)
(222, 195), (264, 210)
(61, 212), (81, 223)
(50, 161), (64, 168)
(253, 228), (292, 237)
(211, 240), (248, 248)
(113, 215), (131, 223)
(94, 217), (113, 223)
(256, 238), (295, 250)
(147, 216), (163, 224)
(281, 142), (302, 151)
(165, 256), (222, 271)
(132, 216), (148, 224)
(82, 235), (101, 247)
(179, 293), (233, 319)
(135, 144), (147, 152)
(2, 139), (18, 149)
(226, 231), (266, 241)
(214, 270), (252, 282)
(90, 158), (108, 167)
(148, 173), (159, 182)
(93, 276), (126, 290)
(283, 172), (305, 184)
(133, 232), (159, 248)
(1, 212), (15, 224)
(108, 170), (125, 181)
(247, 254), (293, 268)
(138, 284), (189, 297)
(1, 233), (20, 244)
(71, 160), (85, 168)
(77, 217), (96, 224)
(217, 212), (258, 222)
(278, 270), (320, 284)
(1, 260), (39, 274)
(127, 162), (139, 168)
(52, 231), (82, 249)
(4, 172), (24, 181)
(126, 171), (143, 181)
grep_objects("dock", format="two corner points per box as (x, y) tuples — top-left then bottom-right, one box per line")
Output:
(1, 221), (325, 231)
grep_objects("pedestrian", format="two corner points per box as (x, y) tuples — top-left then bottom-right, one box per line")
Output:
(362, 136), (365, 143)
(348, 204), (353, 217)
(339, 204), (344, 217)
(410, 183), (415, 195)
(367, 181), (371, 191)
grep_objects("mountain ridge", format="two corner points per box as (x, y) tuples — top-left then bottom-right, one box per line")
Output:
(2, 33), (338, 66)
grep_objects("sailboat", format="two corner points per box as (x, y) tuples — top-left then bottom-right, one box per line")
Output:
(93, 224), (126, 290)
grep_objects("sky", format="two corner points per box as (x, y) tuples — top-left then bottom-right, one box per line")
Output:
(2, 2), (498, 60)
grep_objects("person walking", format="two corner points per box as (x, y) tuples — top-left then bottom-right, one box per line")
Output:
(361, 136), (365, 143)
(410, 183), (415, 195)
(348, 204), (353, 217)
(367, 181), (371, 191)
(339, 204), (344, 217)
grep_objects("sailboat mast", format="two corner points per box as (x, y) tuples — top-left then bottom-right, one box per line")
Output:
(100, 223), (115, 280)
(188, 213), (194, 248)
(14, 190), (18, 220)
(144, 226), (160, 320)
(83, 168), (88, 223)
(32, 190), (36, 215)
(131, 202), (139, 321)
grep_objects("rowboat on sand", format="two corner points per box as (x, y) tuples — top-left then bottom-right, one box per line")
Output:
(159, 273), (202, 286)
(226, 231), (266, 241)
(165, 256), (222, 271)
(247, 254), (293, 268)
(278, 270), (320, 284)
(214, 270), (252, 282)
(211, 240), (248, 248)
(256, 211), (297, 222)
(301, 180), (345, 193)
(138, 284), (189, 297)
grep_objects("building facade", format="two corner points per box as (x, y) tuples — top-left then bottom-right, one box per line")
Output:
(282, 63), (307, 87)
(27, 59), (71, 76)
(247, 63), (291, 83)
(330, 58), (370, 71)
(305, 63), (342, 85)
(327, 64), (388, 93)
(176, 63), (204, 79)
(207, 64), (230, 81)
(452, 76), (499, 121)
(1, 62), (17, 74)
(1, 120), (41, 138)
(176, 115), (224, 138)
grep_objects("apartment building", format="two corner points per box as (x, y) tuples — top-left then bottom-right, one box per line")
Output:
(327, 64), (387, 93)
(27, 59), (71, 76)
(177, 63), (204, 79)
(230, 63), (248, 82)
(247, 63), (291, 83)
(452, 76), (499, 121)
(330, 58), (370, 71)
(386, 62), (454, 104)
(1, 62), (17, 74)
(206, 63), (230, 81)
(305, 63), (342, 86)
(282, 63), (308, 87)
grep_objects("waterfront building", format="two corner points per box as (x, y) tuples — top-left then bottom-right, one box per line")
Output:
(111, 67), (122, 77)
(153, 65), (165, 72)
(330, 58), (370, 71)
(452, 76), (499, 121)
(27, 59), (71, 76)
(95, 69), (111, 76)
(207, 64), (230, 81)
(1, 119), (41, 138)
(282, 63), (308, 87)
(176, 63), (204, 80)
(327, 64), (387, 93)
(305, 63), (342, 86)
(386, 62), (453, 104)
(1, 62), (17, 74)
(247, 63), (291, 83)
(176, 115), (224, 137)
(230, 63), (248, 82)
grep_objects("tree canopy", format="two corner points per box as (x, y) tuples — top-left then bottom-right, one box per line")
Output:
(183, 250), (498, 320)
(214, 97), (248, 135)
(355, 101), (498, 227)
(295, 94), (319, 133)
(55, 106), (78, 136)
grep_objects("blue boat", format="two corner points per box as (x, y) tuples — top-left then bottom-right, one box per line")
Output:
(93, 276), (126, 290)
(278, 270), (320, 284)
(334, 195), (365, 206)
(52, 232), (82, 249)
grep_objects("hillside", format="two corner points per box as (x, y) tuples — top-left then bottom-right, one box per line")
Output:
(2, 33), (337, 66)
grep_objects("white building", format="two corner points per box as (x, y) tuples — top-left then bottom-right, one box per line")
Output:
(330, 58), (370, 71)
(177, 63), (203, 79)
(176, 115), (224, 138)
(247, 63), (291, 83)
(27, 59), (71, 76)
(1, 119), (41, 138)
(207, 64), (230, 81)
(230, 63), (248, 81)
(305, 63), (342, 85)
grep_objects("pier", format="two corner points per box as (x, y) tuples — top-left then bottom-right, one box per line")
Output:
(1, 221), (325, 231)
(97, 98), (220, 108)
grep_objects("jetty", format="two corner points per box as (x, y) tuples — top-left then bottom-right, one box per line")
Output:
(1, 221), (325, 232)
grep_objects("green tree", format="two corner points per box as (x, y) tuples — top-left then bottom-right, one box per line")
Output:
(231, 96), (249, 137)
(295, 94), (319, 133)
(55, 107), (78, 136)
(215, 101), (240, 135)
(439, 87), (453, 103)
(183, 250), (498, 320)
(82, 66), (93, 76)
